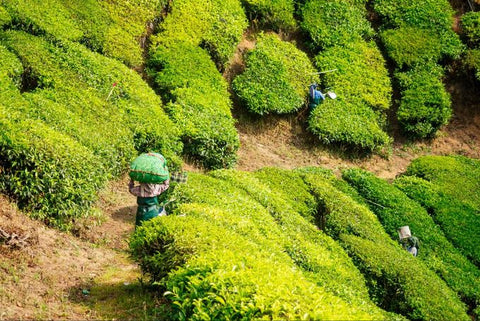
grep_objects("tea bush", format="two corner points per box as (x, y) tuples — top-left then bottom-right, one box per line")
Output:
(405, 155), (480, 212)
(380, 27), (443, 69)
(131, 171), (394, 319)
(259, 169), (469, 320)
(301, 0), (373, 50)
(462, 11), (480, 46)
(240, 0), (296, 31)
(2, 0), (161, 67)
(394, 176), (480, 266)
(466, 49), (480, 80)
(0, 31), (182, 227)
(0, 106), (106, 229)
(372, 0), (463, 59)
(232, 33), (318, 115)
(151, 0), (247, 68)
(148, 42), (238, 169)
(131, 215), (379, 320)
(309, 41), (391, 151)
(0, 5), (11, 27)
(343, 168), (480, 311)
(396, 64), (452, 138)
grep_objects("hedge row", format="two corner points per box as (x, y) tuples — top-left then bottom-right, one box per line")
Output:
(147, 0), (247, 169)
(0, 31), (182, 228)
(395, 64), (452, 138)
(232, 33), (319, 115)
(252, 167), (470, 320)
(309, 42), (392, 151)
(343, 168), (480, 314)
(131, 171), (395, 319)
(394, 176), (480, 267)
(398, 156), (480, 266)
(240, 0), (296, 31)
(372, 0), (463, 138)
(1, 0), (162, 66)
(299, 0), (392, 152)
(151, 0), (247, 69)
(148, 42), (238, 169)
(462, 12), (480, 80)
(301, 0), (373, 50)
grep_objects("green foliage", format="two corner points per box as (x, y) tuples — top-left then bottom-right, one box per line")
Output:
(381, 27), (444, 68)
(301, 0), (374, 50)
(405, 155), (480, 211)
(0, 5), (12, 27)
(0, 31), (182, 227)
(241, 0), (296, 31)
(148, 42), (238, 169)
(462, 11), (480, 46)
(131, 171), (393, 320)
(270, 170), (469, 320)
(466, 48), (480, 81)
(342, 168), (480, 310)
(0, 105), (106, 229)
(232, 33), (318, 115)
(152, 0), (247, 68)
(396, 64), (452, 138)
(2, 0), (160, 67)
(394, 176), (480, 267)
(309, 41), (392, 151)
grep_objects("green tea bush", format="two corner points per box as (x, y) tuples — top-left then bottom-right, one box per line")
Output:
(394, 176), (480, 267)
(152, 0), (247, 68)
(0, 31), (182, 227)
(0, 105), (106, 229)
(462, 12), (480, 46)
(240, 0), (296, 31)
(131, 171), (393, 319)
(466, 49), (480, 80)
(309, 41), (392, 151)
(232, 33), (318, 115)
(405, 155), (480, 211)
(2, 0), (161, 67)
(258, 169), (469, 320)
(372, 0), (463, 60)
(131, 214), (379, 320)
(343, 168), (480, 310)
(396, 64), (452, 138)
(0, 5), (12, 27)
(2, 30), (182, 167)
(301, 0), (373, 50)
(381, 27), (443, 69)
(148, 42), (238, 169)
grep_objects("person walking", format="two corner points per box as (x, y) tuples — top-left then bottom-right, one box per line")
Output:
(129, 178), (170, 227)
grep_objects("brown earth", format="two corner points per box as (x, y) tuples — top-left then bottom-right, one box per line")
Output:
(0, 178), (160, 320)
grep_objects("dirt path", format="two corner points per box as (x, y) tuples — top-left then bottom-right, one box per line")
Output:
(0, 177), (160, 320)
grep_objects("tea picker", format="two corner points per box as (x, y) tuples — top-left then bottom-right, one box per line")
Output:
(307, 69), (337, 114)
(128, 153), (171, 227)
(398, 225), (420, 257)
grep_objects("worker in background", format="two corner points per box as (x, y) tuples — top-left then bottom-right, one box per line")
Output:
(308, 83), (326, 114)
(398, 226), (420, 257)
(129, 178), (170, 227)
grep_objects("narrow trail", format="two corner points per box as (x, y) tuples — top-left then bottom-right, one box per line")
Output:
(0, 177), (157, 320)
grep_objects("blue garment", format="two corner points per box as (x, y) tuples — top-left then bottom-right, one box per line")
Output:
(309, 84), (326, 102)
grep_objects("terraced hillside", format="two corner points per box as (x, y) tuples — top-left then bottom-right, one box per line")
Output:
(1, 0), (480, 320)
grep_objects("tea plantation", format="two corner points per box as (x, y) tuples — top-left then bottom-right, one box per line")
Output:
(1, 0), (480, 319)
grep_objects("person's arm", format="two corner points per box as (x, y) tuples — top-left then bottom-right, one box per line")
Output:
(157, 179), (170, 194)
(128, 178), (142, 197)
